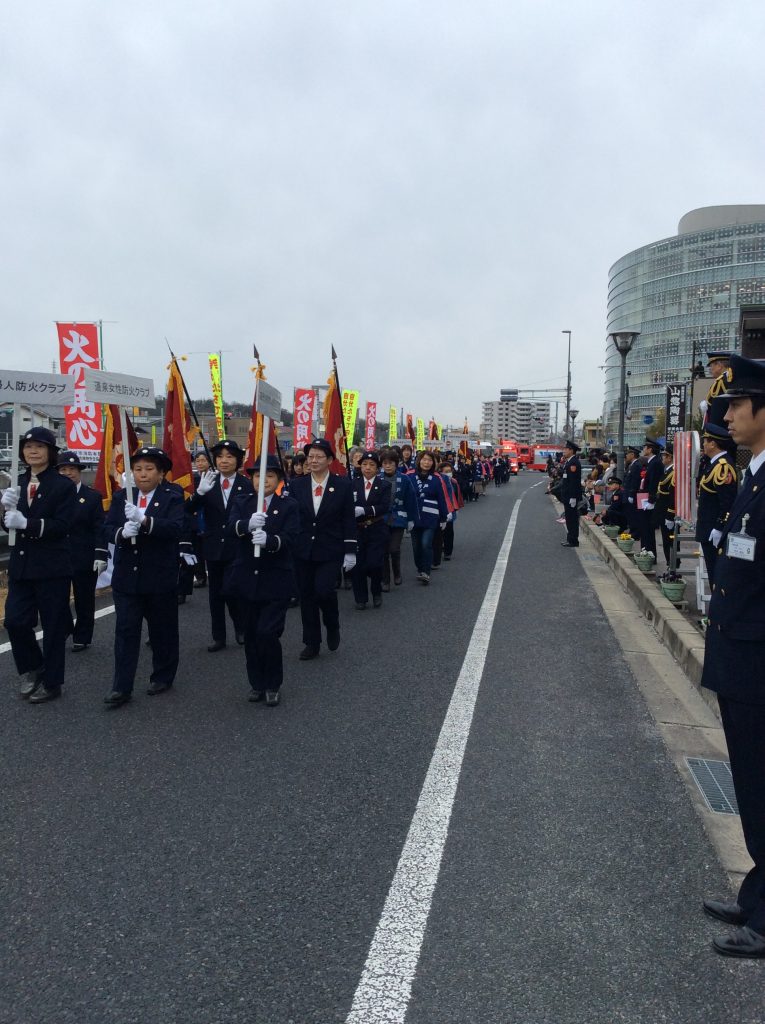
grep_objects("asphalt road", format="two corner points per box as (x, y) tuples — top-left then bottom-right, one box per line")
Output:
(1, 475), (762, 1024)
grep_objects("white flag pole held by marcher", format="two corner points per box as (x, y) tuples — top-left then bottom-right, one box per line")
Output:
(252, 375), (282, 560)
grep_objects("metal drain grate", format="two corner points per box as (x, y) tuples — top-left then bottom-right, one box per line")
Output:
(685, 757), (739, 815)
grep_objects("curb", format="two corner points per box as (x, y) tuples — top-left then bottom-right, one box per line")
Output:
(576, 514), (719, 721)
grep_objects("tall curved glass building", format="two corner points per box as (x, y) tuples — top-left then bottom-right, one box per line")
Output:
(604, 205), (765, 444)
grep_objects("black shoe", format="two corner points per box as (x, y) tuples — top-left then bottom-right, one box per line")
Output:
(327, 629), (340, 652)
(248, 690), (265, 702)
(193, 577), (207, 588)
(19, 670), (44, 699)
(29, 686), (62, 704)
(207, 641), (226, 653)
(444, 555), (451, 561)
(104, 691), (132, 707)
(394, 576), (403, 586)
(355, 602), (368, 610)
(560, 542), (579, 547)
(146, 682), (172, 695)
(72, 642), (89, 652)
(420, 573), (430, 584)
(373, 596), (382, 608)
(265, 690), (280, 707)
(703, 899), (748, 926)
(235, 632), (245, 646)
(381, 583), (390, 593)
(712, 926), (765, 958)
(299, 645), (320, 660)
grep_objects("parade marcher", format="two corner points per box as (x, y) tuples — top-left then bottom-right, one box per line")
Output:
(190, 439), (253, 652)
(2, 427), (77, 703)
(190, 450), (212, 587)
(701, 350), (733, 429)
(623, 447), (643, 540)
(410, 450), (449, 582)
(350, 450), (392, 609)
(438, 461), (461, 561)
(432, 461), (460, 568)
(695, 423), (738, 584)
(290, 438), (356, 659)
(57, 450), (105, 650)
(380, 448), (419, 589)
(225, 454), (298, 706)
(636, 437), (664, 557)
(400, 443), (415, 471)
(348, 446), (364, 479)
(700, 353), (765, 958)
(101, 446), (184, 707)
(560, 440), (583, 548)
(654, 443), (678, 567)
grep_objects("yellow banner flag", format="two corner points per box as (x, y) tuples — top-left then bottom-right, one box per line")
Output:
(437, 423), (443, 440)
(416, 417), (425, 450)
(388, 406), (397, 444)
(209, 353), (225, 440)
(341, 389), (359, 446)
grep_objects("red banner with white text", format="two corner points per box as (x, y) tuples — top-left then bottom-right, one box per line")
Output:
(365, 401), (377, 449)
(56, 322), (103, 461)
(293, 387), (316, 450)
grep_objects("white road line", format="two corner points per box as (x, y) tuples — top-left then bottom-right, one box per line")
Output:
(345, 491), (528, 1024)
(0, 604), (115, 656)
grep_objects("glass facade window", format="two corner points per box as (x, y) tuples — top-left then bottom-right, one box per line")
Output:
(603, 206), (765, 445)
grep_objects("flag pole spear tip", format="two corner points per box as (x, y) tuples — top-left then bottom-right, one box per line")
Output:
(253, 344), (260, 361)
(331, 345), (337, 361)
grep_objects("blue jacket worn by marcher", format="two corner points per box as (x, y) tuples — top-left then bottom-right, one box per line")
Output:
(412, 472), (448, 527)
(68, 484), (105, 573)
(384, 470), (420, 530)
(225, 490), (299, 603)
(3, 466), (77, 580)
(189, 474), (253, 562)
(290, 473), (357, 563)
(104, 485), (184, 594)
(352, 474), (392, 569)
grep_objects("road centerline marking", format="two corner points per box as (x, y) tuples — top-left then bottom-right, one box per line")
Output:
(345, 491), (527, 1024)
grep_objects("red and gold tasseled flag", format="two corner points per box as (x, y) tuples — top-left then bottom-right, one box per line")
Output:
(246, 362), (278, 469)
(428, 418), (438, 441)
(459, 418), (470, 458)
(406, 414), (415, 443)
(162, 359), (197, 498)
(323, 370), (347, 475)
(94, 405), (139, 511)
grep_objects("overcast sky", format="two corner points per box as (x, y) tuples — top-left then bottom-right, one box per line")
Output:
(3, 0), (765, 431)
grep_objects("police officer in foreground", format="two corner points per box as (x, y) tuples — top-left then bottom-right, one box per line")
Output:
(654, 442), (678, 567)
(623, 446), (643, 540)
(57, 450), (105, 650)
(636, 437), (664, 557)
(2, 428), (77, 703)
(695, 424), (738, 584)
(700, 353), (765, 958)
(560, 440), (582, 548)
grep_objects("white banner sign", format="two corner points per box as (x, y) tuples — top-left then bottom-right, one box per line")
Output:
(83, 369), (156, 408)
(0, 369), (75, 405)
(255, 379), (282, 421)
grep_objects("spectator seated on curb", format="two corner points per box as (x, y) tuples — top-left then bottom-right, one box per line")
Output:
(598, 477), (627, 529)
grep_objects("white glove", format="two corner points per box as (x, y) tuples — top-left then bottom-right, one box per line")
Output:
(196, 470), (216, 495)
(628, 497), (634, 504)
(440, 521), (447, 531)
(699, 399), (708, 416)
(343, 553), (356, 571)
(4, 509), (27, 529)
(664, 520), (674, 531)
(1, 487), (19, 510)
(248, 511), (267, 531)
(568, 498), (577, 508)
(124, 502), (145, 524)
(354, 505), (365, 518)
(709, 529), (722, 547)
(643, 502), (655, 510)
(182, 553), (198, 565)
(251, 529), (267, 546)
(407, 520), (414, 531)
(122, 520), (141, 538)
(93, 559), (107, 573)
(446, 512), (453, 522)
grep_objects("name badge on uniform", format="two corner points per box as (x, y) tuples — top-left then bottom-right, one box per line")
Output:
(726, 514), (756, 562)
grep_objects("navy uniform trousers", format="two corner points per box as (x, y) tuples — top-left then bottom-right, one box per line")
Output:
(6, 579), (72, 686)
(113, 591), (179, 694)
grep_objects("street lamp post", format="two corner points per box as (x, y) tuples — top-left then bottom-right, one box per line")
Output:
(609, 331), (640, 479)
(562, 330), (572, 442)
(569, 408), (579, 443)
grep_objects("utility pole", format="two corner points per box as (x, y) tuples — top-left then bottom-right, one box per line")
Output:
(562, 330), (572, 441)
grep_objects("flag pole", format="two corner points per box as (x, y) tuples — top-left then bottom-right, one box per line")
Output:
(165, 340), (213, 463)
(253, 344), (286, 477)
(331, 345), (351, 474)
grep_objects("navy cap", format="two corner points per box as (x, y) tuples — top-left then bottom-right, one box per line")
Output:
(662, 442), (674, 456)
(702, 423), (736, 449)
(627, 446), (641, 456)
(130, 445), (173, 472)
(643, 437), (664, 452)
(359, 449), (380, 466)
(210, 439), (245, 466)
(563, 439), (580, 452)
(57, 449), (85, 469)
(725, 353), (765, 398)
(303, 438), (334, 459)
(19, 427), (58, 461)
(245, 454), (283, 476)
(706, 350), (734, 365)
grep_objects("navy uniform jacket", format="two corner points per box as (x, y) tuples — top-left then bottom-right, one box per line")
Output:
(290, 473), (357, 562)
(2, 466), (76, 580)
(352, 474), (392, 566)
(637, 454), (663, 505)
(602, 487), (627, 527)
(189, 473), (253, 562)
(701, 460), (765, 703)
(623, 458), (643, 505)
(695, 454), (738, 541)
(68, 484), (105, 573)
(560, 456), (582, 502)
(224, 490), (299, 602)
(104, 484), (184, 595)
(653, 465), (676, 523)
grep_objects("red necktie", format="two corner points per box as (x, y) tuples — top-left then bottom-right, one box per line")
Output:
(314, 485), (323, 497)
(29, 484), (37, 500)
(263, 500), (268, 512)
(222, 479), (230, 492)
(365, 481), (372, 494)
(139, 495), (147, 509)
